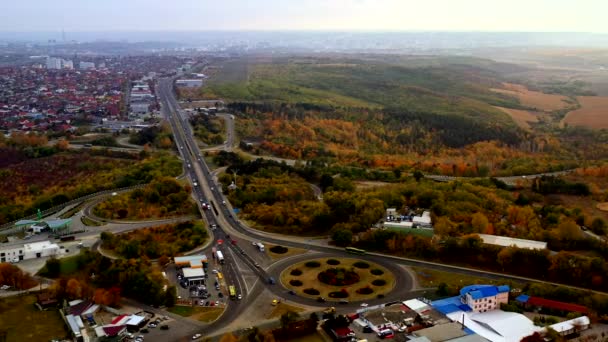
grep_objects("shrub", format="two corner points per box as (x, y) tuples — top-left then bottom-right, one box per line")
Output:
(305, 261), (321, 268)
(328, 290), (349, 298)
(370, 269), (384, 276)
(327, 259), (340, 265)
(303, 288), (320, 295)
(290, 279), (303, 287)
(270, 245), (288, 254)
(318, 268), (360, 286)
(290, 269), (303, 276)
(353, 261), (370, 269)
(356, 287), (374, 295)
(372, 279), (387, 286)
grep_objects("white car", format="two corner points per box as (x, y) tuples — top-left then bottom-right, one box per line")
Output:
(211, 269), (219, 274)
(360, 303), (369, 307)
(192, 333), (202, 340)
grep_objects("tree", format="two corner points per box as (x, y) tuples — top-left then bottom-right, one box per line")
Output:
(413, 170), (424, 182)
(331, 228), (353, 247)
(590, 217), (607, 235)
(66, 278), (83, 299)
(556, 220), (581, 241)
(44, 257), (61, 278)
(497, 247), (515, 271)
(280, 311), (300, 329)
(471, 212), (490, 233)
(164, 285), (177, 307)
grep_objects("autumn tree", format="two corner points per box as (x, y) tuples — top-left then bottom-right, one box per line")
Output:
(471, 212), (490, 233)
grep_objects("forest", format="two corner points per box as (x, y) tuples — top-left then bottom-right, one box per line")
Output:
(0, 131), (183, 224)
(93, 177), (197, 220)
(100, 220), (208, 259)
(40, 250), (176, 307)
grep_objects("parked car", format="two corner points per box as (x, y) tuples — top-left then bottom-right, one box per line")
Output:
(192, 333), (202, 340)
(237, 294), (242, 300)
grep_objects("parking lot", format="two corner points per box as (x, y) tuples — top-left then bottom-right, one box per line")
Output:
(165, 263), (227, 308)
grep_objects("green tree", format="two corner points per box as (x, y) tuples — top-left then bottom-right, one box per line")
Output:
(331, 228), (353, 247)
(44, 257), (61, 278)
(280, 311), (300, 329)
(164, 285), (177, 307)
(590, 217), (607, 235)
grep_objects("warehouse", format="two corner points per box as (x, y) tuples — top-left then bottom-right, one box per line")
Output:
(182, 267), (206, 285)
(0, 240), (61, 262)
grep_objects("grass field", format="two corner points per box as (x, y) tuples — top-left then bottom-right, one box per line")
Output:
(494, 106), (540, 130)
(266, 302), (306, 319)
(167, 305), (224, 322)
(0, 295), (68, 341)
(491, 83), (570, 111)
(266, 244), (308, 261)
(562, 96), (608, 129)
(411, 266), (525, 298)
(280, 257), (395, 301)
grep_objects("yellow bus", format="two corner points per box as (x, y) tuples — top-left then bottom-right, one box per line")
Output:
(229, 285), (236, 299)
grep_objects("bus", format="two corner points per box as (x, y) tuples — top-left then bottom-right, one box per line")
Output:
(345, 247), (366, 255)
(228, 285), (236, 299)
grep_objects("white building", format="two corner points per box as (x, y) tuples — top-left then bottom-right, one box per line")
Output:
(175, 79), (203, 88)
(46, 57), (62, 70)
(79, 61), (95, 70)
(477, 234), (547, 250)
(0, 240), (61, 262)
(461, 285), (510, 313)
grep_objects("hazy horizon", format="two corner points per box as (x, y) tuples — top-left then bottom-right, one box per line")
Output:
(3, 0), (607, 33)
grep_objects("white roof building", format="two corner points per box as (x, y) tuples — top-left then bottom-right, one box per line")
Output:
(403, 299), (430, 312)
(477, 234), (547, 250)
(183, 267), (205, 279)
(445, 310), (541, 342)
(548, 316), (590, 336)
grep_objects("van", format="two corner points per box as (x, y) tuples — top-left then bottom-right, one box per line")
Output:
(377, 329), (394, 339)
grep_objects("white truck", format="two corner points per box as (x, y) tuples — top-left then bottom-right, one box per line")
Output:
(252, 242), (265, 252)
(216, 250), (225, 264)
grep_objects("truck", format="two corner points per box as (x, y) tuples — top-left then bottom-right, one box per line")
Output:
(253, 242), (265, 252)
(216, 250), (224, 264)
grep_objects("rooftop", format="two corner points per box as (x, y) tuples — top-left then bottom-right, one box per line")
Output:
(446, 310), (540, 342)
(461, 285), (509, 300)
(477, 234), (547, 250)
(414, 322), (468, 342)
(516, 295), (588, 314)
(182, 267), (205, 279)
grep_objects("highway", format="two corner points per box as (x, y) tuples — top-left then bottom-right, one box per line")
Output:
(156, 77), (607, 339)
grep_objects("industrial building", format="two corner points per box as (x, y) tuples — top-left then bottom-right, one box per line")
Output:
(0, 240), (61, 262)
(476, 234), (547, 250)
(175, 254), (208, 285)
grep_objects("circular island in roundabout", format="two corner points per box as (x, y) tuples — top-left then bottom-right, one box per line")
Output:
(280, 257), (396, 302)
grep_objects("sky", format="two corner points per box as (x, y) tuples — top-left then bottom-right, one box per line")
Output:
(2, 0), (607, 33)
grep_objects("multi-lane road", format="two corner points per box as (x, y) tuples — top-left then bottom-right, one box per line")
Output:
(157, 77), (607, 340)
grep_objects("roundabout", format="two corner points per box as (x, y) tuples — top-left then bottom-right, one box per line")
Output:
(267, 252), (416, 307)
(281, 257), (396, 301)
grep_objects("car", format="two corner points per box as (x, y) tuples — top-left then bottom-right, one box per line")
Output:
(218, 292), (224, 298)
(0, 285), (10, 290)
(192, 333), (202, 340)
(211, 269), (219, 274)
(288, 290), (296, 295)
(237, 294), (242, 300)
(363, 326), (373, 333)
(360, 303), (369, 307)
(317, 297), (326, 303)
(339, 299), (349, 304)
(148, 323), (157, 328)
(126, 333), (134, 339)
(271, 299), (278, 306)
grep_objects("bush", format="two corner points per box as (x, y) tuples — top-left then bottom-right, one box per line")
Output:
(303, 288), (320, 295)
(290, 269), (303, 276)
(372, 279), (387, 286)
(353, 261), (370, 269)
(370, 269), (384, 276)
(305, 261), (321, 268)
(356, 287), (374, 295)
(290, 280), (303, 287)
(328, 290), (349, 298)
(318, 268), (360, 286)
(327, 259), (340, 265)
(270, 245), (289, 254)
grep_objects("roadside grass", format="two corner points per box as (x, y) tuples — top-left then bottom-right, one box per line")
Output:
(0, 295), (68, 341)
(81, 216), (105, 226)
(265, 243), (307, 261)
(411, 266), (526, 299)
(38, 254), (80, 277)
(167, 305), (223, 322)
(59, 202), (85, 219)
(281, 257), (395, 301)
(266, 302), (306, 319)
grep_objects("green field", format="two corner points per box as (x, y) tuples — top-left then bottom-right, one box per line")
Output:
(0, 295), (68, 341)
